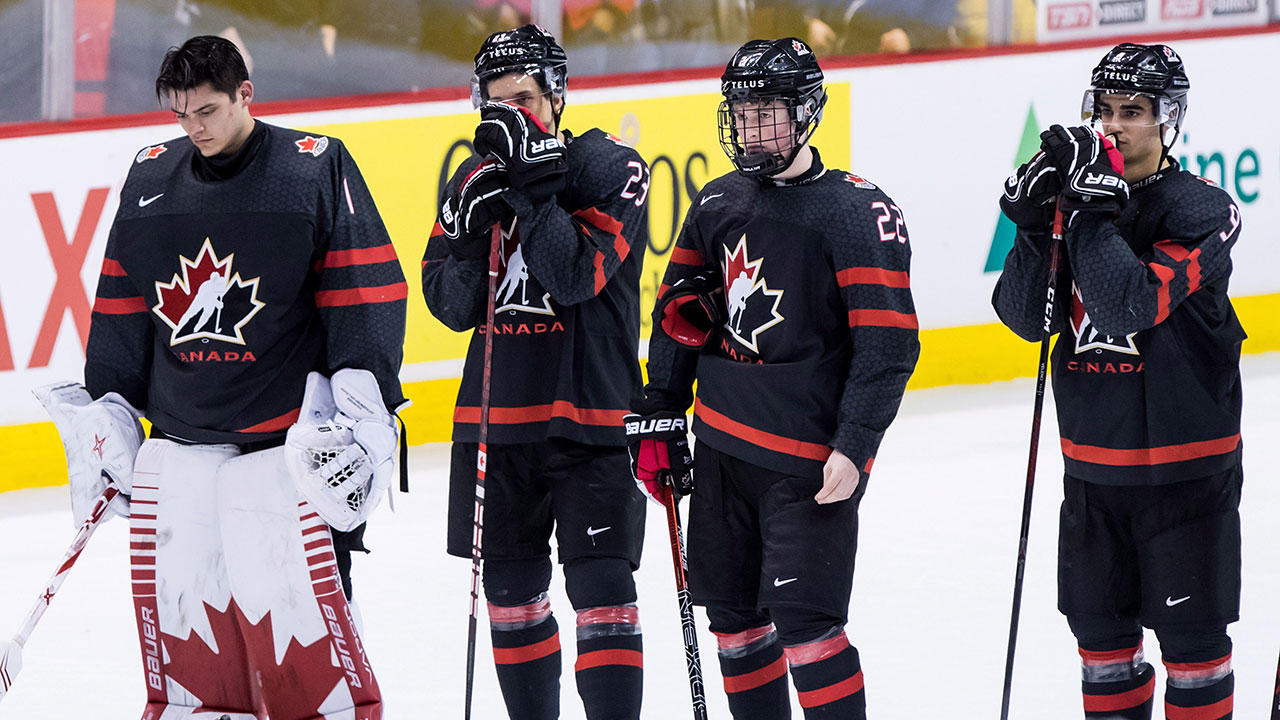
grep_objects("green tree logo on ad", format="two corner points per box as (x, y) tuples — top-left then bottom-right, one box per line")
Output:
(985, 105), (1041, 273)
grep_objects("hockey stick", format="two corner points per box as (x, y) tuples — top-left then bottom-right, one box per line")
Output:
(661, 482), (708, 720)
(1271, 647), (1280, 720)
(464, 221), (505, 720)
(999, 203), (1064, 720)
(0, 482), (122, 703)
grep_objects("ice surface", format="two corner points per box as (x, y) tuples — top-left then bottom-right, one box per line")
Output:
(2, 354), (1278, 718)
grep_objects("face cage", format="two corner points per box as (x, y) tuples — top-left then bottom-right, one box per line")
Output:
(471, 65), (566, 109)
(717, 95), (822, 177)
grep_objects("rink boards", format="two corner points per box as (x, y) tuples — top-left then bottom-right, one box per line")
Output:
(1, 27), (1278, 491)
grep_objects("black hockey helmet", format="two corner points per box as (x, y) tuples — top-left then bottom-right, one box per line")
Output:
(718, 38), (828, 178)
(1082, 43), (1190, 137)
(471, 24), (568, 110)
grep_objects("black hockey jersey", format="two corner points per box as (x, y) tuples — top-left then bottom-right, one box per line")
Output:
(993, 161), (1244, 485)
(85, 121), (408, 444)
(422, 128), (648, 447)
(645, 151), (920, 478)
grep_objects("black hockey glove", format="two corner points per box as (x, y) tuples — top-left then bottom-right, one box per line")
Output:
(440, 158), (513, 259)
(1039, 124), (1128, 214)
(473, 102), (568, 201)
(999, 151), (1061, 230)
(658, 271), (726, 348)
(624, 407), (693, 506)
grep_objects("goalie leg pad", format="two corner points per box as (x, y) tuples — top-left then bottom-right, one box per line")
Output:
(218, 447), (382, 720)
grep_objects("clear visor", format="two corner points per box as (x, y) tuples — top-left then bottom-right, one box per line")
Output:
(470, 66), (565, 110)
(1081, 89), (1180, 128)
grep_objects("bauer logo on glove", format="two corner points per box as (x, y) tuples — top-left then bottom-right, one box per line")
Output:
(624, 409), (694, 504)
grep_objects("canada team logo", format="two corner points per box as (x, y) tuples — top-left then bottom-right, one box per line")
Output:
(1069, 283), (1138, 355)
(135, 144), (167, 163)
(495, 226), (554, 316)
(721, 235), (784, 353)
(153, 238), (266, 346)
(295, 135), (329, 157)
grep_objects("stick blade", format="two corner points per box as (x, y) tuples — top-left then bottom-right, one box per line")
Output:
(0, 638), (23, 703)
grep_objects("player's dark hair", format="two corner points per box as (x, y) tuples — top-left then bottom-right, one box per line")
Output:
(155, 35), (249, 107)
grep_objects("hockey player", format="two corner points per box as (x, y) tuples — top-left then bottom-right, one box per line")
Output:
(627, 38), (919, 719)
(421, 24), (651, 720)
(994, 43), (1243, 719)
(63, 35), (407, 719)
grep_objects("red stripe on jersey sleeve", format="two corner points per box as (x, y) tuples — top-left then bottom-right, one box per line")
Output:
(315, 282), (408, 307)
(837, 267), (910, 288)
(1150, 263), (1176, 324)
(1061, 433), (1240, 466)
(847, 309), (918, 329)
(236, 407), (300, 433)
(93, 296), (147, 314)
(695, 399), (832, 462)
(573, 208), (628, 296)
(669, 247), (704, 266)
(430, 221), (445, 239)
(322, 244), (398, 268)
(100, 258), (127, 276)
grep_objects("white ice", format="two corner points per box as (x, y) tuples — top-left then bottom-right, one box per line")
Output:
(2, 353), (1278, 719)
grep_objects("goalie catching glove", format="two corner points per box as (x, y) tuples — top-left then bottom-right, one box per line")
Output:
(32, 381), (143, 528)
(285, 369), (399, 531)
(624, 407), (694, 505)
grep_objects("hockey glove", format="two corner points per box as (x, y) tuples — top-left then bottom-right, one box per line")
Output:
(658, 271), (726, 348)
(32, 381), (142, 528)
(624, 409), (694, 506)
(1039, 124), (1128, 214)
(440, 158), (513, 259)
(473, 102), (568, 201)
(1000, 151), (1061, 230)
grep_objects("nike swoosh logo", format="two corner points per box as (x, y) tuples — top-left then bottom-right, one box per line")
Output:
(586, 526), (611, 537)
(138, 193), (164, 207)
(700, 192), (724, 206)
(1166, 595), (1191, 607)
(773, 577), (797, 587)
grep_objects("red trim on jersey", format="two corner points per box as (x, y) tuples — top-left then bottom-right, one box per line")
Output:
(493, 634), (561, 665)
(1164, 655), (1231, 680)
(574, 648), (643, 672)
(657, 283), (672, 299)
(1082, 673), (1155, 713)
(1154, 240), (1203, 294)
(101, 258), (126, 276)
(797, 670), (865, 708)
(1165, 696), (1233, 720)
(1061, 434), (1240, 467)
(1150, 262), (1176, 324)
(837, 267), (910, 289)
(236, 408), (300, 434)
(1080, 645), (1141, 666)
(669, 247), (704, 266)
(573, 207), (628, 295)
(321, 244), (398, 269)
(454, 402), (627, 427)
(695, 399), (832, 462)
(93, 296), (146, 314)
(783, 632), (849, 666)
(430, 221), (445, 239)
(847, 309), (919, 329)
(723, 657), (787, 694)
(315, 281), (408, 307)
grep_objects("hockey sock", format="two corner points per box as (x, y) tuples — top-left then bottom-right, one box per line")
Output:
(1164, 656), (1233, 720)
(785, 630), (865, 719)
(714, 624), (789, 720)
(574, 604), (643, 720)
(1079, 643), (1155, 720)
(490, 595), (561, 720)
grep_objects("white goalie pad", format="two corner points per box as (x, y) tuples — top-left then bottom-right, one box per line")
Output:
(32, 381), (144, 527)
(285, 369), (398, 531)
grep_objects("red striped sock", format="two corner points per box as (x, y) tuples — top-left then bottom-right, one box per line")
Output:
(716, 625), (788, 719)
(1165, 665), (1232, 720)
(785, 633), (865, 719)
(1082, 662), (1154, 719)
(491, 614), (561, 720)
(574, 605), (642, 719)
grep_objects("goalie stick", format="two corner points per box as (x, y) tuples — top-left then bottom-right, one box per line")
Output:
(662, 482), (708, 720)
(999, 203), (1064, 720)
(0, 482), (122, 704)
(464, 221), (505, 720)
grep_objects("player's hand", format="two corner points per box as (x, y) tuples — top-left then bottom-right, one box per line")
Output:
(1000, 151), (1061, 231)
(815, 448), (860, 504)
(440, 158), (512, 259)
(657, 271), (726, 348)
(1039, 124), (1128, 214)
(474, 102), (567, 200)
(624, 409), (693, 505)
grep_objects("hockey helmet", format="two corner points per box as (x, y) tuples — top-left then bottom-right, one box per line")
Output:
(718, 38), (828, 178)
(1082, 43), (1190, 135)
(471, 24), (568, 110)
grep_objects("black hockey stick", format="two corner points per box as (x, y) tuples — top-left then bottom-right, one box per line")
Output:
(1271, 647), (1280, 720)
(661, 482), (708, 720)
(999, 203), (1064, 720)
(465, 221), (505, 720)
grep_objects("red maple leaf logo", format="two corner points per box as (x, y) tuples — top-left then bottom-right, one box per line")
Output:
(723, 234), (760, 287)
(136, 144), (168, 163)
(295, 136), (330, 157)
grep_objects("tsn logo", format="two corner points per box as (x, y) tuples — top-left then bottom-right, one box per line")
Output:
(625, 416), (687, 435)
